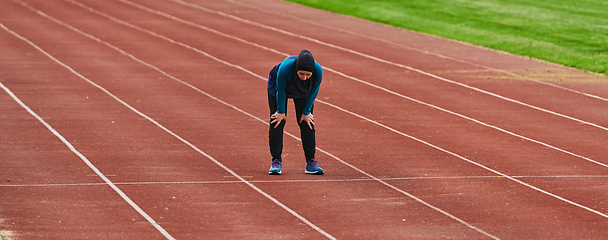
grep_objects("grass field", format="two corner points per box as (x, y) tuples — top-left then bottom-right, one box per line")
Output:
(285, 0), (608, 75)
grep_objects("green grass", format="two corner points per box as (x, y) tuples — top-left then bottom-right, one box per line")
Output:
(285, 0), (608, 75)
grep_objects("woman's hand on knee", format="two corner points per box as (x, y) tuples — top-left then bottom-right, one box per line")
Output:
(270, 112), (286, 128)
(300, 113), (314, 129)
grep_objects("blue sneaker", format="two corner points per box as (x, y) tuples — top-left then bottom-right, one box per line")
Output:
(305, 159), (324, 175)
(268, 159), (282, 175)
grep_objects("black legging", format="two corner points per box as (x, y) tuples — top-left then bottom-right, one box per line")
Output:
(268, 94), (315, 162)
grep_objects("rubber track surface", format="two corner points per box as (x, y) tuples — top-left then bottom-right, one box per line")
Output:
(1, 0), (608, 239)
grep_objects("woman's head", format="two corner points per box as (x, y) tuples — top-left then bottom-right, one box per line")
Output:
(296, 49), (315, 80)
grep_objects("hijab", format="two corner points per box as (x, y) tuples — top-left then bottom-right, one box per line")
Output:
(292, 49), (315, 97)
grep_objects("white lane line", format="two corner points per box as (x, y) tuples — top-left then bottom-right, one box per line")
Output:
(3, 5), (335, 239)
(0, 23), (178, 240)
(94, 0), (606, 169)
(5, 174), (608, 187)
(57, 0), (608, 224)
(27, 3), (498, 238)
(167, 0), (608, 131)
(222, 0), (608, 103)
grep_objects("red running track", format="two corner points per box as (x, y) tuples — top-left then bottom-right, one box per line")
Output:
(1, 0), (608, 239)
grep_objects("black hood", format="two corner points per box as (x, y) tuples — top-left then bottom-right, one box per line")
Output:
(292, 49), (315, 97)
(296, 49), (315, 73)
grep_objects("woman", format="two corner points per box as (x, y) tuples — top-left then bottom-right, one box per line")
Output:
(267, 49), (324, 175)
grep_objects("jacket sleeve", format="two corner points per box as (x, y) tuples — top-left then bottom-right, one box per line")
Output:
(303, 61), (322, 115)
(275, 59), (293, 114)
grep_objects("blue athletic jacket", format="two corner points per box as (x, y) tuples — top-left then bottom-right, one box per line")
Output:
(267, 55), (322, 115)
